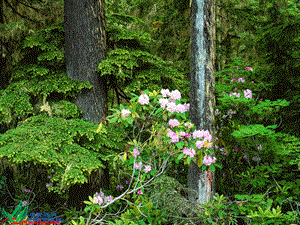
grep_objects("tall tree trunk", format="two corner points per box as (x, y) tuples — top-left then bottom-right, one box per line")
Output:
(0, 0), (9, 90)
(0, 0), (3, 24)
(64, 0), (108, 209)
(188, 0), (216, 204)
(65, 0), (107, 123)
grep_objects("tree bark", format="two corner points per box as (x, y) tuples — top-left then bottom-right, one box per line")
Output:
(65, 0), (107, 123)
(0, 0), (9, 90)
(64, 0), (108, 209)
(188, 0), (216, 204)
(0, 0), (3, 24)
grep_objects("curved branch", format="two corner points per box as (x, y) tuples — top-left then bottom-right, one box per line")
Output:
(17, 0), (41, 11)
(116, 85), (130, 101)
(3, 0), (39, 23)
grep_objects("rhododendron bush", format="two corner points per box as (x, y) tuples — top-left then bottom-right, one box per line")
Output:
(81, 89), (219, 222)
(214, 59), (299, 210)
(79, 59), (300, 224)
(106, 89), (217, 171)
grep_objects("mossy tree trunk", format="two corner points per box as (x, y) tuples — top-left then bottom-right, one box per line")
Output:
(188, 0), (216, 204)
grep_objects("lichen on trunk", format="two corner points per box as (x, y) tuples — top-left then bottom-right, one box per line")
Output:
(188, 0), (216, 204)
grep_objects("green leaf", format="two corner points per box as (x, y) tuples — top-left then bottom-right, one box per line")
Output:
(163, 114), (168, 121)
(187, 156), (191, 165)
(175, 141), (184, 149)
(177, 153), (184, 161)
(232, 124), (274, 138)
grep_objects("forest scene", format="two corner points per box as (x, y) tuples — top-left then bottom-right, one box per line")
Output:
(0, 0), (300, 224)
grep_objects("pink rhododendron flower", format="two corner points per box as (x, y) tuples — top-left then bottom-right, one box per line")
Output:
(245, 67), (253, 71)
(105, 196), (113, 203)
(222, 150), (228, 155)
(206, 142), (213, 148)
(121, 109), (131, 117)
(161, 89), (170, 97)
(238, 77), (245, 83)
(166, 102), (177, 113)
(168, 130), (179, 143)
(203, 155), (216, 166)
(137, 190), (143, 195)
(170, 134), (179, 143)
(133, 148), (140, 158)
(169, 90), (181, 100)
(252, 156), (261, 162)
(144, 165), (151, 173)
(135, 162), (143, 170)
(185, 133), (191, 138)
(138, 94), (149, 105)
(93, 195), (103, 205)
(259, 98), (263, 101)
(167, 130), (176, 138)
(176, 104), (186, 113)
(184, 103), (190, 111)
(231, 78), (236, 82)
(184, 122), (193, 128)
(251, 81), (254, 84)
(204, 131), (212, 142)
(195, 140), (204, 149)
(229, 92), (240, 98)
(183, 148), (189, 155)
(159, 98), (169, 109)
(183, 148), (196, 158)
(116, 185), (124, 191)
(193, 130), (205, 139)
(244, 89), (252, 99)
(178, 131), (186, 136)
(169, 119), (179, 128)
(189, 148), (196, 158)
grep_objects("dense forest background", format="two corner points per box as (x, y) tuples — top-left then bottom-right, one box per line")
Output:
(0, 0), (300, 224)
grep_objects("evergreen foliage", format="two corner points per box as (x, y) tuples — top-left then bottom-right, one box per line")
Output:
(99, 12), (186, 104)
(0, 22), (92, 129)
(106, 0), (191, 96)
(0, 114), (125, 192)
(216, 0), (300, 135)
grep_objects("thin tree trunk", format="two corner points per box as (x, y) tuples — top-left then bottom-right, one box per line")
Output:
(65, 0), (107, 123)
(188, 0), (216, 204)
